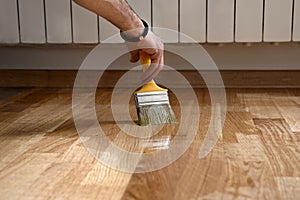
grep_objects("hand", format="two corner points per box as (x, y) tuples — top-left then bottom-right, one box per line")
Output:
(126, 31), (164, 85)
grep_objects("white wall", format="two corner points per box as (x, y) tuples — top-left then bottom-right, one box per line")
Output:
(0, 43), (299, 70)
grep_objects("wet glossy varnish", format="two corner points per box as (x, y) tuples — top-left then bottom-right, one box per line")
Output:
(0, 88), (300, 199)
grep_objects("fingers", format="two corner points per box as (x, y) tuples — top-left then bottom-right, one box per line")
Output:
(141, 50), (164, 84)
(125, 30), (164, 83)
(130, 49), (139, 63)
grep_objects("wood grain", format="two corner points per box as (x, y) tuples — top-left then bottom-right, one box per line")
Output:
(254, 119), (300, 177)
(0, 88), (299, 199)
(238, 91), (282, 118)
(272, 97), (300, 132)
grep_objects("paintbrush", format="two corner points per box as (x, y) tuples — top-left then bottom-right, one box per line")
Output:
(134, 51), (176, 126)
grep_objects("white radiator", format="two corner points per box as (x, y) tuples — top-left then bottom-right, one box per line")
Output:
(0, 0), (299, 44)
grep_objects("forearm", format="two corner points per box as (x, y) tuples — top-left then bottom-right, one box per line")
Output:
(73, 0), (164, 84)
(73, 0), (143, 34)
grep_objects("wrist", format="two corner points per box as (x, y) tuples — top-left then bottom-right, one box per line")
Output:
(123, 19), (144, 37)
(120, 19), (149, 42)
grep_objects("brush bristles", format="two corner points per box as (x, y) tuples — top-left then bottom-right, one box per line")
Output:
(137, 104), (177, 126)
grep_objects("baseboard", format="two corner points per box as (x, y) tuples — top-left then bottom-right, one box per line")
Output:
(1, 70), (300, 88)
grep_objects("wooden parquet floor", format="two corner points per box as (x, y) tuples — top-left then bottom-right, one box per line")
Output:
(0, 88), (299, 200)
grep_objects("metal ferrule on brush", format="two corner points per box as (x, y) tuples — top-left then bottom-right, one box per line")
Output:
(134, 91), (170, 108)
(134, 51), (176, 126)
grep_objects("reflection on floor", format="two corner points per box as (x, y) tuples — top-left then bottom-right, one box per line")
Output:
(0, 88), (299, 199)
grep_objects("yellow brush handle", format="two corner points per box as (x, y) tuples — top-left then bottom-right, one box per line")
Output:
(139, 51), (152, 72)
(135, 51), (167, 93)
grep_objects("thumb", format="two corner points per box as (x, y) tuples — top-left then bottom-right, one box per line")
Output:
(130, 49), (139, 63)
